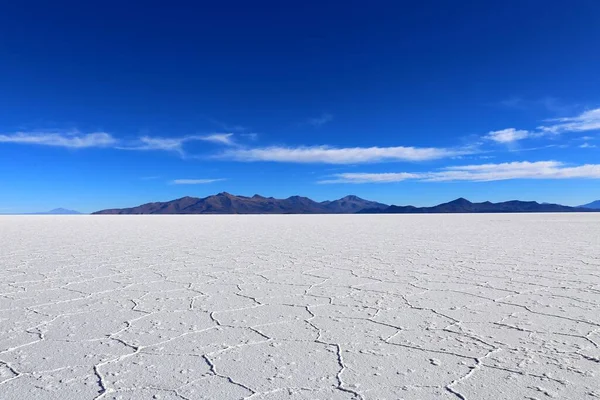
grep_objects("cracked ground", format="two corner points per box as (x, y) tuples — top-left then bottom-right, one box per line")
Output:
(1, 214), (599, 400)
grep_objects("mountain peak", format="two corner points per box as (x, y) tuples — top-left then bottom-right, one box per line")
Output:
(178, 196), (199, 201)
(340, 195), (362, 201)
(448, 197), (472, 205)
(43, 208), (82, 215)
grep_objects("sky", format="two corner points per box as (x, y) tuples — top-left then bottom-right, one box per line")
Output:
(1, 1), (599, 213)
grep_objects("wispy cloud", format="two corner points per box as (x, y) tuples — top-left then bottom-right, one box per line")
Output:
(482, 107), (600, 145)
(240, 133), (259, 141)
(199, 133), (235, 146)
(0, 131), (117, 148)
(538, 97), (579, 115)
(319, 172), (421, 183)
(428, 161), (600, 181)
(205, 118), (248, 133)
(170, 178), (226, 185)
(499, 97), (525, 109)
(507, 144), (565, 153)
(217, 145), (473, 164)
(307, 113), (333, 127)
(539, 108), (600, 134)
(320, 161), (600, 183)
(128, 136), (188, 154)
(0, 130), (236, 156)
(580, 143), (597, 149)
(122, 133), (237, 155)
(485, 128), (531, 143)
(499, 97), (578, 115)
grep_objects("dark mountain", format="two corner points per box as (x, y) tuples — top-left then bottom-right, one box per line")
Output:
(321, 195), (388, 213)
(579, 200), (600, 210)
(360, 198), (593, 214)
(92, 193), (387, 214)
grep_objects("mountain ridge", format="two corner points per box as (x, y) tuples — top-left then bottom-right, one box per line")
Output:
(92, 194), (598, 215)
(92, 193), (388, 215)
(579, 200), (600, 210)
(360, 198), (593, 214)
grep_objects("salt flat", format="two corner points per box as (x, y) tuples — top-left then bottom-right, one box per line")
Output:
(0, 214), (599, 400)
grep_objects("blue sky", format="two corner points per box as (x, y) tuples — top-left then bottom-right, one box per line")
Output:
(1, 1), (599, 213)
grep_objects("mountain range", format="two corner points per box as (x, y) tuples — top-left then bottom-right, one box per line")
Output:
(93, 193), (388, 214)
(92, 194), (599, 215)
(360, 198), (594, 214)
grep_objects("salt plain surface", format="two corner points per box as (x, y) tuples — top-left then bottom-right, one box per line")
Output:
(0, 214), (599, 400)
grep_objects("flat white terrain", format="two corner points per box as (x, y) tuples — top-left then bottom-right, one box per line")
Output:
(0, 214), (599, 400)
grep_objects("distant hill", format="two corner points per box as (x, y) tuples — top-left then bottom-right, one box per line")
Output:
(32, 208), (82, 215)
(579, 200), (600, 210)
(92, 193), (388, 214)
(360, 198), (593, 214)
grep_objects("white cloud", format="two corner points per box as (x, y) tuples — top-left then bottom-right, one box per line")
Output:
(539, 108), (600, 134)
(123, 133), (236, 154)
(199, 133), (235, 146)
(320, 161), (600, 183)
(307, 113), (333, 127)
(482, 107), (600, 145)
(485, 128), (530, 143)
(217, 145), (472, 164)
(580, 143), (597, 149)
(0, 132), (117, 148)
(131, 136), (187, 153)
(319, 172), (420, 184)
(0, 131), (235, 155)
(171, 178), (226, 185)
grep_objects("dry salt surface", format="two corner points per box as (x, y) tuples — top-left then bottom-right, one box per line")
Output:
(0, 214), (599, 400)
